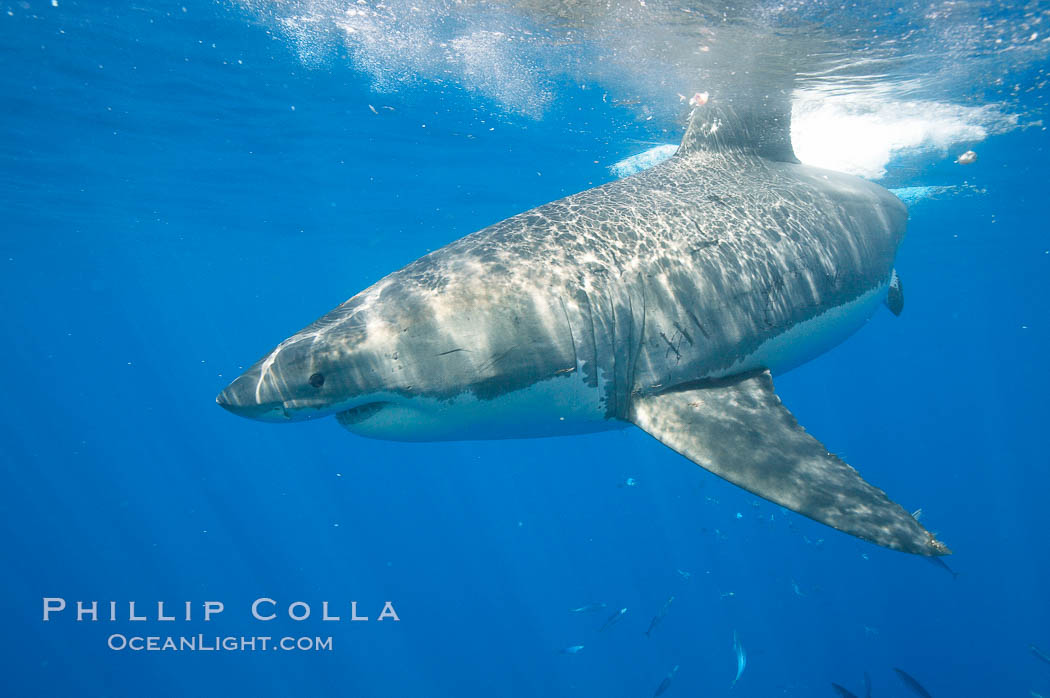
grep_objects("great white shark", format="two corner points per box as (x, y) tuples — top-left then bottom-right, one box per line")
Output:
(217, 97), (949, 556)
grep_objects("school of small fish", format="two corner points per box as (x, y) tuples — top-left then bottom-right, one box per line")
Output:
(551, 475), (987, 694)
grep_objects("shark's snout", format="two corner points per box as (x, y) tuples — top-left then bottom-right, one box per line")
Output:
(215, 367), (291, 421)
(216, 324), (384, 423)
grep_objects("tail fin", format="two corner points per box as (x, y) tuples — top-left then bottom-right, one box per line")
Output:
(885, 269), (904, 316)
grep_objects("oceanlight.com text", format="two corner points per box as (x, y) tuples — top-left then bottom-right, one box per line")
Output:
(106, 634), (333, 652)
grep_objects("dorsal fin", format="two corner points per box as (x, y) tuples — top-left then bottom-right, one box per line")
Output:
(677, 91), (799, 164)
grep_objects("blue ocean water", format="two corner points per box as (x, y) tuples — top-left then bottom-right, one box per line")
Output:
(1, 1), (1049, 696)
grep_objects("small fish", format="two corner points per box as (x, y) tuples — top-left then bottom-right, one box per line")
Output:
(1031, 644), (1050, 666)
(645, 595), (675, 638)
(654, 664), (679, 697)
(1031, 691), (1046, 698)
(894, 667), (933, 698)
(569, 602), (606, 613)
(558, 645), (585, 654)
(676, 568), (691, 579)
(732, 630), (746, 687)
(791, 580), (805, 597)
(599, 607), (627, 632)
(863, 671), (872, 698)
(911, 507), (923, 520)
(831, 683), (858, 698)
(924, 556), (959, 579)
(720, 591), (736, 599)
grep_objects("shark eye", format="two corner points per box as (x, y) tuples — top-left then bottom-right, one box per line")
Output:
(308, 373), (325, 388)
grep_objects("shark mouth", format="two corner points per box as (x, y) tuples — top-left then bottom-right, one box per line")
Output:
(336, 401), (390, 426)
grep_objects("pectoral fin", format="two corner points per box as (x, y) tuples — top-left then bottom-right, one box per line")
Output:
(629, 370), (949, 555)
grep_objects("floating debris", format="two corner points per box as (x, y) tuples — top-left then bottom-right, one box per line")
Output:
(645, 596), (675, 638)
(599, 607), (627, 632)
(894, 667), (933, 698)
(689, 91), (709, 107)
(956, 149), (977, 164)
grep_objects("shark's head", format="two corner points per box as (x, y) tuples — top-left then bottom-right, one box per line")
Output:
(215, 295), (393, 423)
(216, 273), (582, 440)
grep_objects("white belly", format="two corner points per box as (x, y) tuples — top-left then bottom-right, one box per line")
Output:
(715, 280), (889, 378)
(338, 368), (621, 442)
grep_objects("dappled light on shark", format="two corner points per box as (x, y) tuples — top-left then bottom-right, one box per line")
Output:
(218, 97), (949, 556)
